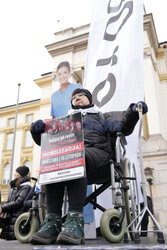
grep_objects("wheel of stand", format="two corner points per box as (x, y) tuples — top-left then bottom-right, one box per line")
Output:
(100, 208), (126, 243)
(123, 158), (140, 241)
(14, 212), (39, 243)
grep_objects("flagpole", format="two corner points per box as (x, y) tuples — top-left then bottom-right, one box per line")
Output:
(8, 83), (21, 193)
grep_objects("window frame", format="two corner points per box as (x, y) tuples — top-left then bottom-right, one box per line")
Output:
(24, 130), (33, 148)
(26, 113), (34, 124)
(2, 163), (11, 185)
(6, 133), (14, 150)
(7, 117), (15, 127)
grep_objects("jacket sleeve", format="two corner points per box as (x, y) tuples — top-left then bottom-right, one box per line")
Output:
(120, 104), (139, 136)
(23, 200), (32, 211)
(105, 104), (139, 136)
(1, 185), (31, 213)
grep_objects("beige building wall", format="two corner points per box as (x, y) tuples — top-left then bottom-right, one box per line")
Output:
(0, 101), (40, 201)
(143, 14), (167, 234)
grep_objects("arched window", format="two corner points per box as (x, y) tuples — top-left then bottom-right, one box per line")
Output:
(2, 163), (11, 184)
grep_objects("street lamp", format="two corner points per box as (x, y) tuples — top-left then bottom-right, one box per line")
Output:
(144, 167), (154, 210)
(144, 167), (156, 233)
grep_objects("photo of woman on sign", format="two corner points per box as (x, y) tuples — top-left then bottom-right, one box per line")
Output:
(50, 61), (82, 119)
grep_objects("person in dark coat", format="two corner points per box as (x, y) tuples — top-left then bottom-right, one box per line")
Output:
(0, 165), (31, 240)
(29, 88), (148, 245)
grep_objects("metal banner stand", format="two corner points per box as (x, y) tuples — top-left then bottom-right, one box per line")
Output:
(124, 103), (165, 244)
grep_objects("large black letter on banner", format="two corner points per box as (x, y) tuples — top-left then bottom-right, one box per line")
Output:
(96, 46), (119, 67)
(92, 73), (116, 108)
(107, 0), (125, 13)
(104, 1), (133, 41)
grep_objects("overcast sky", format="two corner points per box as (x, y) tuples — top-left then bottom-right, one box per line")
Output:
(0, 0), (166, 108)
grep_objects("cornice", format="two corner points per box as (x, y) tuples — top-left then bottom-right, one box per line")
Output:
(0, 101), (40, 117)
(46, 15), (158, 59)
(144, 14), (159, 57)
(157, 48), (165, 59)
(45, 33), (89, 57)
(53, 24), (90, 37)
(141, 134), (167, 158)
(159, 73), (167, 81)
(21, 147), (33, 154)
(34, 75), (52, 88)
(0, 184), (8, 189)
(0, 124), (31, 133)
(40, 98), (51, 106)
(1, 150), (12, 158)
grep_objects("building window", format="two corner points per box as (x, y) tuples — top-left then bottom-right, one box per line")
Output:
(26, 114), (33, 123)
(8, 118), (15, 126)
(165, 50), (167, 61)
(3, 163), (11, 184)
(25, 131), (33, 147)
(6, 133), (14, 150)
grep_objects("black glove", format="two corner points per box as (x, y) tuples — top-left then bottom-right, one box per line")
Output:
(132, 101), (148, 115)
(30, 120), (45, 134)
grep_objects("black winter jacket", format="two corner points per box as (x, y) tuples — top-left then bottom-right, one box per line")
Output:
(30, 104), (139, 184)
(0, 176), (31, 240)
(23, 186), (35, 211)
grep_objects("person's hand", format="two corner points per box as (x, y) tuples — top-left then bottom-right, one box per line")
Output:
(0, 207), (2, 214)
(132, 101), (148, 115)
(30, 120), (45, 134)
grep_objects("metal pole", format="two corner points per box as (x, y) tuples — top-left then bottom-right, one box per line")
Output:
(138, 103), (148, 207)
(147, 178), (157, 234)
(8, 83), (21, 192)
(148, 180), (154, 214)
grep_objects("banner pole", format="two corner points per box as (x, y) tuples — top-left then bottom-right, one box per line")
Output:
(8, 83), (21, 193)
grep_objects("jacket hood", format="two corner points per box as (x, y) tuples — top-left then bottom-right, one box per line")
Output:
(20, 176), (31, 187)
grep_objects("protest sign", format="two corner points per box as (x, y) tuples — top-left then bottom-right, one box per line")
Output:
(38, 112), (85, 185)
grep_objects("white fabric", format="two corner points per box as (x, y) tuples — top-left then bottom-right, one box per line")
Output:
(20, 181), (31, 187)
(84, 0), (144, 227)
(68, 105), (100, 116)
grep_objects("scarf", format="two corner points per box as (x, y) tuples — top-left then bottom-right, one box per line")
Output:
(68, 104), (101, 116)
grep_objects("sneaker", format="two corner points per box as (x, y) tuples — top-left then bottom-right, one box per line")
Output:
(57, 212), (85, 245)
(29, 213), (61, 245)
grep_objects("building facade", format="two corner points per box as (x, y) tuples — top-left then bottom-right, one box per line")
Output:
(0, 14), (167, 233)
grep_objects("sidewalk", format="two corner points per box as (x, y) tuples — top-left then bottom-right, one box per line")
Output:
(0, 235), (167, 250)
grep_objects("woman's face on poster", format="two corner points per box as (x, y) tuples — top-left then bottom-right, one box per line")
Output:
(57, 66), (70, 85)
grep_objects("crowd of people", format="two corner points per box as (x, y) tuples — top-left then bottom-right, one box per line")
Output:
(0, 61), (149, 245)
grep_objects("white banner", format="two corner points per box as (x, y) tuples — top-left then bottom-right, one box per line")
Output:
(84, 0), (144, 227)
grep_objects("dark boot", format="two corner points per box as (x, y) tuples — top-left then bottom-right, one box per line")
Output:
(57, 212), (85, 245)
(29, 213), (61, 245)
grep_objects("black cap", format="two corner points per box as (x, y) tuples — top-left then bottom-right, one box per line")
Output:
(71, 88), (92, 107)
(16, 165), (29, 177)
